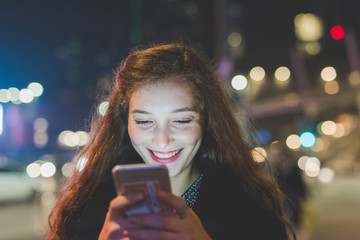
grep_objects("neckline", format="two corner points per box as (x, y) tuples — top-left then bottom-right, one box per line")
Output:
(181, 174), (203, 209)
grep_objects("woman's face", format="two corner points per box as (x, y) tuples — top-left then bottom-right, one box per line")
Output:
(128, 78), (203, 177)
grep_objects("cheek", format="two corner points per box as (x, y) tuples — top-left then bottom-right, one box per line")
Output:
(180, 128), (202, 144)
(128, 127), (147, 145)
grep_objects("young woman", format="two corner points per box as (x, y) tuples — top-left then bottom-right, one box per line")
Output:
(47, 43), (293, 239)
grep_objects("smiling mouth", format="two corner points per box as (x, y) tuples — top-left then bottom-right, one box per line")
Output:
(148, 149), (183, 164)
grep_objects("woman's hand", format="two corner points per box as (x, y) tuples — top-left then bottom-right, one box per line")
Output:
(98, 193), (144, 240)
(125, 191), (212, 240)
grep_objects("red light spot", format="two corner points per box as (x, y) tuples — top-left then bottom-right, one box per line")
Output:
(330, 25), (345, 40)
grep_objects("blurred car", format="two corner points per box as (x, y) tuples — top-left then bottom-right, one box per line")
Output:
(0, 157), (36, 203)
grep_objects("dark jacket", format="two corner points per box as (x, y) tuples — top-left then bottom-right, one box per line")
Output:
(65, 164), (287, 240)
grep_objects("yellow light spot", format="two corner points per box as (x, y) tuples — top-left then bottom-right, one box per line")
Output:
(304, 41), (321, 55)
(297, 156), (309, 170)
(286, 134), (301, 149)
(321, 66), (337, 81)
(227, 32), (243, 47)
(310, 137), (324, 152)
(34, 132), (48, 148)
(321, 121), (337, 135)
(75, 131), (90, 146)
(252, 147), (267, 162)
(324, 80), (339, 95)
(249, 66), (265, 81)
(333, 123), (346, 138)
(304, 157), (321, 177)
(275, 66), (291, 82)
(348, 70), (360, 86)
(294, 13), (324, 41)
(61, 162), (75, 177)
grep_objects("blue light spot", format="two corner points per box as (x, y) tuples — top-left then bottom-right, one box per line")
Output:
(300, 131), (316, 148)
(255, 128), (271, 144)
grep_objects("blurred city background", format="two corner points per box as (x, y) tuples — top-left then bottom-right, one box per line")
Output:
(0, 0), (359, 239)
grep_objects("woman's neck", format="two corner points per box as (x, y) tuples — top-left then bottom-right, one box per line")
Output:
(170, 164), (200, 196)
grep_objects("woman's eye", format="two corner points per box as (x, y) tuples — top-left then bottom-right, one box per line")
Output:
(135, 120), (152, 125)
(174, 119), (192, 124)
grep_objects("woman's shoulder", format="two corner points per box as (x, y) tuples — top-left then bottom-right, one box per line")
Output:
(195, 164), (288, 239)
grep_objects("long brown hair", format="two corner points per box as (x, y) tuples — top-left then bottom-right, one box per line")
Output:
(47, 43), (293, 239)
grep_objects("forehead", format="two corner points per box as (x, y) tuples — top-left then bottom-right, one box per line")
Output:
(129, 78), (197, 111)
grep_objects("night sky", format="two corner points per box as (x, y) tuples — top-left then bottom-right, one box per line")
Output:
(1, 0), (359, 161)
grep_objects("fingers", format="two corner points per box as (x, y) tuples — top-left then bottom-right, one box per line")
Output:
(108, 193), (144, 218)
(156, 190), (188, 218)
(125, 228), (179, 240)
(128, 214), (184, 230)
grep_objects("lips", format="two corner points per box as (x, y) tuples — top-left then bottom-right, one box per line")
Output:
(148, 149), (183, 164)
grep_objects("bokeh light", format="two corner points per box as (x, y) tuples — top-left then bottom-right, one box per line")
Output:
(324, 80), (340, 95)
(34, 118), (48, 132)
(286, 134), (301, 149)
(40, 162), (56, 178)
(310, 137), (325, 152)
(26, 162), (41, 178)
(98, 101), (109, 116)
(19, 89), (34, 103)
(0, 89), (11, 103)
(75, 131), (90, 146)
(249, 66), (265, 81)
(252, 147), (267, 163)
(304, 157), (321, 177)
(231, 75), (248, 90)
(28, 82), (44, 97)
(318, 167), (335, 183)
(9, 87), (20, 103)
(274, 66), (291, 82)
(348, 70), (360, 86)
(320, 121), (337, 135)
(333, 123), (346, 138)
(300, 131), (316, 148)
(330, 25), (345, 40)
(294, 13), (324, 41)
(255, 128), (271, 144)
(297, 156), (309, 170)
(304, 41), (322, 55)
(34, 132), (48, 148)
(321, 66), (337, 81)
(227, 32), (243, 47)
(61, 162), (75, 177)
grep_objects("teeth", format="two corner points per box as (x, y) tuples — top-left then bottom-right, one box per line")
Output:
(152, 150), (180, 159)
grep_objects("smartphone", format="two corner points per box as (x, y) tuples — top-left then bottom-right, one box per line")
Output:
(112, 163), (172, 216)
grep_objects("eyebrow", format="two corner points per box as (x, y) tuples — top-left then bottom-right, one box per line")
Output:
(131, 107), (197, 115)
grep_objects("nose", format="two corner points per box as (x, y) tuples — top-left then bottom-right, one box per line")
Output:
(154, 127), (172, 149)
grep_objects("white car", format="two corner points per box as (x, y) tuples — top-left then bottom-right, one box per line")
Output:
(0, 157), (36, 203)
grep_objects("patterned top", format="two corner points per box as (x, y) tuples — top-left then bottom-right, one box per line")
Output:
(181, 174), (203, 209)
